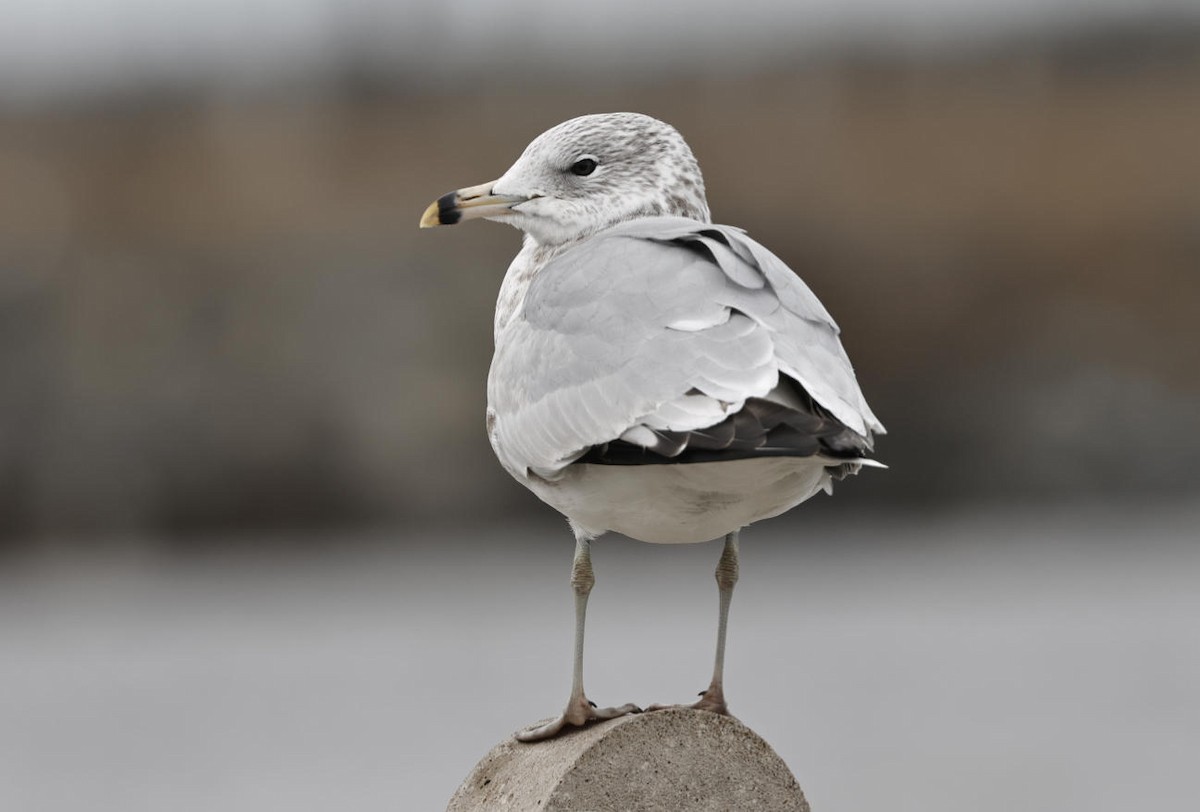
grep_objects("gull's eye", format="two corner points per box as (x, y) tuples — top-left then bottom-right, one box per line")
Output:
(569, 156), (599, 177)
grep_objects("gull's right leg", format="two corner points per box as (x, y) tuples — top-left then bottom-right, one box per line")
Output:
(691, 530), (739, 715)
(516, 531), (640, 742)
(647, 530), (739, 716)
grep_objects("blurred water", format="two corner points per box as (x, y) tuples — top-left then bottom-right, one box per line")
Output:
(2, 503), (1197, 811)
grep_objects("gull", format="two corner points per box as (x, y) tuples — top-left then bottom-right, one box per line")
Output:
(420, 112), (884, 742)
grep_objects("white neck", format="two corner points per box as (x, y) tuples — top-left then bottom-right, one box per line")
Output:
(494, 235), (579, 341)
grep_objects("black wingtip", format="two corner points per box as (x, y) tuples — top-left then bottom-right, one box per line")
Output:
(574, 392), (875, 467)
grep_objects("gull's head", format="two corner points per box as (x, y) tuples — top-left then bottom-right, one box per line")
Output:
(420, 112), (710, 247)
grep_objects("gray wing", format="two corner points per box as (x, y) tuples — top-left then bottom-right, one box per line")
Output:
(487, 216), (884, 480)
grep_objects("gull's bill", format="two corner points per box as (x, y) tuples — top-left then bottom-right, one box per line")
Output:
(419, 181), (530, 228)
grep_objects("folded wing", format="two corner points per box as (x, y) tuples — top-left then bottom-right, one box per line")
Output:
(487, 217), (884, 480)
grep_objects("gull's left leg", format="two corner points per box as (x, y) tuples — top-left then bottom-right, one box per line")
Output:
(515, 531), (640, 742)
(649, 530), (739, 715)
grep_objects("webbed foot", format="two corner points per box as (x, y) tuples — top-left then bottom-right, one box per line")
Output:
(647, 685), (732, 717)
(515, 696), (642, 742)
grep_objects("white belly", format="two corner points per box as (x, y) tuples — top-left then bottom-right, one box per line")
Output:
(522, 457), (834, 543)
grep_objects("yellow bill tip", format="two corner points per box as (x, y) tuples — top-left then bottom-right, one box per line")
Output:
(419, 200), (440, 228)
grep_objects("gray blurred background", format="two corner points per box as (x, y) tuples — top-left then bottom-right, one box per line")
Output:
(1, 1), (1198, 810)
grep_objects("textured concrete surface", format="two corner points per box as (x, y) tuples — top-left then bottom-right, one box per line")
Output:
(446, 708), (809, 811)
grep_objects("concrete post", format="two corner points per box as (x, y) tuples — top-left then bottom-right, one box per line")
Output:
(447, 707), (810, 811)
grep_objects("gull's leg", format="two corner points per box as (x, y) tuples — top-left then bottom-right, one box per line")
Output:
(649, 530), (739, 716)
(516, 532), (640, 742)
(694, 530), (739, 714)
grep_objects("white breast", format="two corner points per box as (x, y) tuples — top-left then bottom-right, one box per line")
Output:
(521, 457), (835, 543)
